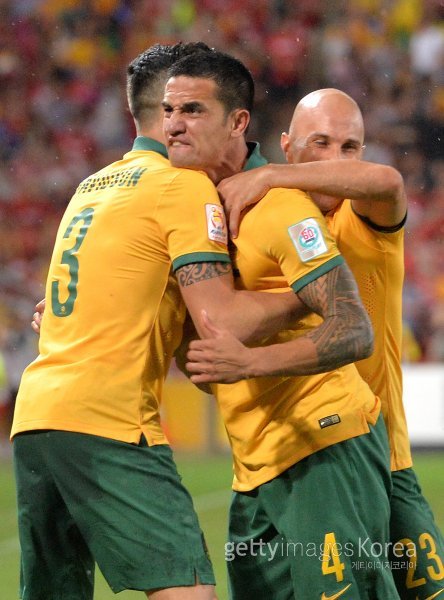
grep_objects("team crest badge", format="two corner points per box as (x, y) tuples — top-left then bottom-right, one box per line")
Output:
(288, 218), (327, 262)
(206, 204), (228, 244)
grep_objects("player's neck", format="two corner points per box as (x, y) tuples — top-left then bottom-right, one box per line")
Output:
(207, 138), (249, 185)
(136, 120), (166, 147)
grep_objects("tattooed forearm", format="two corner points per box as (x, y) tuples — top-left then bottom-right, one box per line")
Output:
(298, 263), (373, 370)
(176, 262), (232, 287)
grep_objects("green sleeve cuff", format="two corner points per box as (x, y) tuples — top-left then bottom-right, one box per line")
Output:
(172, 252), (231, 272)
(291, 255), (344, 293)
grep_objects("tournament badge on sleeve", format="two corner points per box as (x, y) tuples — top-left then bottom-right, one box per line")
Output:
(206, 204), (228, 245)
(288, 218), (328, 262)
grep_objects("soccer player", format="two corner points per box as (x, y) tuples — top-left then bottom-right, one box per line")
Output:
(11, 42), (309, 600)
(25, 48), (391, 598)
(188, 88), (444, 599)
(163, 52), (400, 598)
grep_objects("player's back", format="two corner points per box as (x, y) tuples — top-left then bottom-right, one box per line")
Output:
(12, 149), (185, 444)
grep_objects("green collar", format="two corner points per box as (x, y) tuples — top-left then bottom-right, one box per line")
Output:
(244, 141), (268, 171)
(131, 138), (266, 169)
(132, 136), (168, 158)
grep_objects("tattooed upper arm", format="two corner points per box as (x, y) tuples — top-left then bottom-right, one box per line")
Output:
(298, 262), (358, 319)
(176, 262), (232, 287)
(297, 263), (373, 368)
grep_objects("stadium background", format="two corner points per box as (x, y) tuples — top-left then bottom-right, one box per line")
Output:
(0, 0), (443, 597)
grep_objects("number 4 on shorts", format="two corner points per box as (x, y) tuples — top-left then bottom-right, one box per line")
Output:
(322, 532), (345, 582)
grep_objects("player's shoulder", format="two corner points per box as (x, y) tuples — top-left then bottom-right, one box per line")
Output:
(264, 186), (316, 205)
(168, 165), (215, 186)
(154, 166), (220, 211)
(241, 187), (324, 238)
(159, 167), (217, 202)
(330, 198), (352, 220)
(258, 187), (323, 219)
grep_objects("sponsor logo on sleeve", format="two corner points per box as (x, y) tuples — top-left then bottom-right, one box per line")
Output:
(288, 218), (327, 262)
(206, 204), (228, 244)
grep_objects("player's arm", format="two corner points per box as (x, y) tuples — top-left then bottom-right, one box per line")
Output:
(185, 260), (373, 383)
(218, 160), (407, 235)
(29, 267), (305, 344)
(176, 261), (308, 344)
(174, 312), (213, 394)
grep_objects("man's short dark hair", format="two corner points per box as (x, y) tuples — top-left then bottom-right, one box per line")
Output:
(127, 42), (212, 124)
(166, 50), (255, 115)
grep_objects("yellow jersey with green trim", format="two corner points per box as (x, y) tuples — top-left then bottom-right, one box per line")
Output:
(327, 200), (410, 471)
(12, 137), (230, 444)
(214, 188), (380, 492)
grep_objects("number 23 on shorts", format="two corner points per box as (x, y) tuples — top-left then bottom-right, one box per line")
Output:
(396, 533), (444, 591)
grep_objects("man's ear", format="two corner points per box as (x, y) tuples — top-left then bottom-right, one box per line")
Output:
(231, 109), (250, 138)
(281, 131), (290, 159)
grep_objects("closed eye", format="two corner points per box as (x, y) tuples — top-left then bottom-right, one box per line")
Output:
(162, 102), (173, 116)
(342, 143), (361, 153)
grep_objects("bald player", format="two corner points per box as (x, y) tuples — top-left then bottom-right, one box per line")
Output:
(188, 88), (444, 600)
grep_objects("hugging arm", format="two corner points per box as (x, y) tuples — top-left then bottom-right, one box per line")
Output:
(176, 261), (308, 344)
(185, 262), (373, 384)
(218, 160), (407, 237)
(174, 311), (213, 394)
(31, 299), (46, 334)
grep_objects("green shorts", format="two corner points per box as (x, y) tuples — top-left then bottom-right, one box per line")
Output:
(389, 467), (444, 599)
(226, 415), (400, 599)
(13, 431), (214, 599)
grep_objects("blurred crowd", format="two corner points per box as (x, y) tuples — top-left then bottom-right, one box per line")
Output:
(0, 0), (443, 427)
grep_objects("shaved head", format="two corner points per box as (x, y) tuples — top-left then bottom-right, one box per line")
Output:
(293, 88), (361, 117)
(287, 88), (364, 153)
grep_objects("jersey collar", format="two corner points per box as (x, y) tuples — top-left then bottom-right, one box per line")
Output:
(131, 137), (265, 168)
(244, 141), (268, 171)
(132, 136), (168, 159)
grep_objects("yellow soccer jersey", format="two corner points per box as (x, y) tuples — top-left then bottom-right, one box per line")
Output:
(327, 200), (411, 471)
(215, 188), (380, 492)
(12, 137), (230, 444)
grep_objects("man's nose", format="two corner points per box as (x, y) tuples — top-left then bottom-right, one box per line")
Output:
(165, 110), (186, 134)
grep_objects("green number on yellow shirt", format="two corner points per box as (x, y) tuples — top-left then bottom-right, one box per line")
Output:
(51, 207), (94, 317)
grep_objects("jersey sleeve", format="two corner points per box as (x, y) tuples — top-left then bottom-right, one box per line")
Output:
(258, 188), (344, 292)
(330, 199), (405, 249)
(156, 169), (230, 271)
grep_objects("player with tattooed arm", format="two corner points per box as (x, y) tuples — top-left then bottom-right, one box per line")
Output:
(163, 52), (399, 599)
(189, 88), (444, 600)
